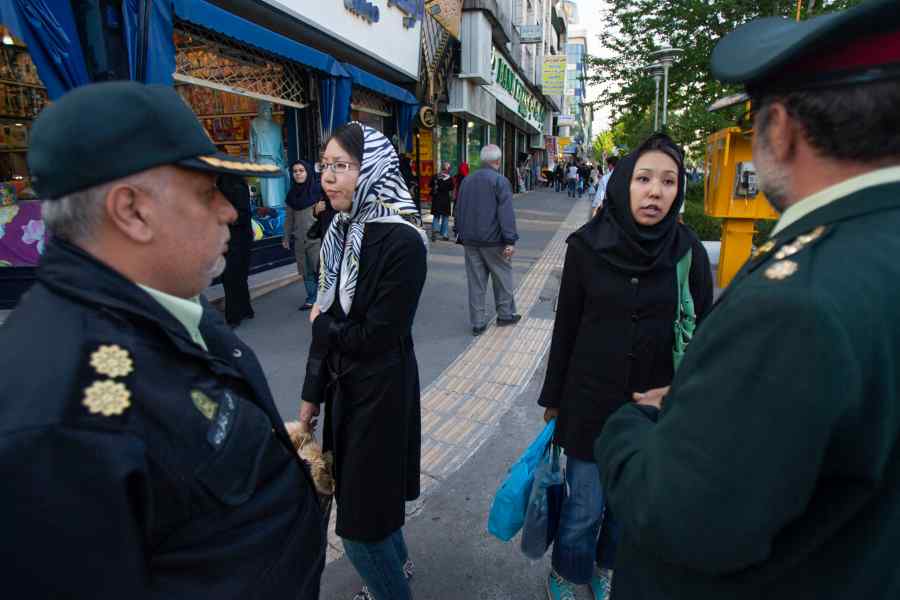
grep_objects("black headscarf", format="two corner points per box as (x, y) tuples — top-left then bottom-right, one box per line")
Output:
(570, 133), (692, 274)
(284, 159), (322, 211)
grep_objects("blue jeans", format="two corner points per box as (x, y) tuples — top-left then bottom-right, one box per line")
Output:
(432, 214), (449, 238)
(567, 180), (576, 197)
(343, 529), (412, 600)
(552, 456), (620, 584)
(303, 253), (318, 305)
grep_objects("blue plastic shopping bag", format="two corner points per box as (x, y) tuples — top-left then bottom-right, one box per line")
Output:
(487, 419), (556, 541)
(520, 444), (566, 558)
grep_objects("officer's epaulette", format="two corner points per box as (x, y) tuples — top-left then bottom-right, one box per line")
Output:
(77, 342), (136, 420)
(746, 225), (832, 281)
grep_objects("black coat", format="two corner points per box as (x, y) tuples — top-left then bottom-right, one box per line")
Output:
(430, 174), (454, 216)
(538, 228), (713, 460)
(0, 240), (325, 598)
(302, 222), (427, 542)
(219, 175), (253, 324)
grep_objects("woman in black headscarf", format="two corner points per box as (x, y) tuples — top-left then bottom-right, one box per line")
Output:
(537, 134), (714, 600)
(283, 160), (327, 310)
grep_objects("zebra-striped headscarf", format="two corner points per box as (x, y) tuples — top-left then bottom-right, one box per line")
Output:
(317, 123), (427, 315)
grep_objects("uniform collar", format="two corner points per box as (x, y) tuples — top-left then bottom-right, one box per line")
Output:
(137, 285), (207, 351)
(771, 165), (900, 236)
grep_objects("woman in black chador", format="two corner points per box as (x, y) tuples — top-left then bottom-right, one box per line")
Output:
(217, 174), (254, 327)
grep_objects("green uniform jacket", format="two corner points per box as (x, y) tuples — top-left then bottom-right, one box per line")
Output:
(595, 181), (900, 599)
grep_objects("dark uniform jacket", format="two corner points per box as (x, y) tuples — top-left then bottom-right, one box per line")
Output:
(596, 180), (900, 600)
(539, 229), (713, 460)
(302, 223), (427, 542)
(0, 240), (325, 599)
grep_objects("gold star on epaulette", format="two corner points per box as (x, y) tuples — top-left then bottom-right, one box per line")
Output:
(765, 260), (799, 281)
(90, 344), (133, 378)
(775, 225), (827, 260)
(83, 380), (131, 416)
(751, 239), (776, 260)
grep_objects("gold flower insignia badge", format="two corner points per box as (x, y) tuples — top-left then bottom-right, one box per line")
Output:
(765, 260), (799, 281)
(90, 345), (133, 378)
(83, 380), (132, 416)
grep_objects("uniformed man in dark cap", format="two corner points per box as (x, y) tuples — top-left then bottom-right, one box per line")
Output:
(0, 82), (325, 598)
(593, 1), (900, 598)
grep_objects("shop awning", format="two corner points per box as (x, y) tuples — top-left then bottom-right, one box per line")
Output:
(341, 63), (418, 105)
(172, 0), (348, 77)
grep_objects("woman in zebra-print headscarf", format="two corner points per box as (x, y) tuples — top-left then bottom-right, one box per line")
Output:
(299, 122), (428, 600)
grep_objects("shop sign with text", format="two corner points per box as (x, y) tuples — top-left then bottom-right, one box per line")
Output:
(489, 47), (545, 131)
(261, 0), (422, 79)
(541, 55), (566, 95)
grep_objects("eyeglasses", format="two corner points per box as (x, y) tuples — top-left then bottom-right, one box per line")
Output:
(314, 161), (359, 174)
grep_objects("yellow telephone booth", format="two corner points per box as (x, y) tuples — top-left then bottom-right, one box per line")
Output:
(704, 127), (780, 287)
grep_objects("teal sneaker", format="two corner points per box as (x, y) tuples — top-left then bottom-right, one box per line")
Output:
(546, 569), (577, 600)
(589, 567), (613, 600)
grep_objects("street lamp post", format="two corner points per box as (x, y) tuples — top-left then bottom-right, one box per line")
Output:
(649, 45), (683, 130)
(644, 63), (665, 131)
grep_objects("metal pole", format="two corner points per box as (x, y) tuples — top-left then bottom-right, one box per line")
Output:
(662, 64), (670, 129)
(653, 76), (660, 131)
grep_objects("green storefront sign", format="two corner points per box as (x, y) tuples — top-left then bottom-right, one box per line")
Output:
(491, 47), (545, 127)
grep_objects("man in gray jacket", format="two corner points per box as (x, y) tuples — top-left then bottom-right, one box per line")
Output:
(455, 144), (521, 335)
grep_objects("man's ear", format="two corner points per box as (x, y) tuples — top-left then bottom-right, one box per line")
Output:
(760, 102), (798, 163)
(104, 184), (155, 244)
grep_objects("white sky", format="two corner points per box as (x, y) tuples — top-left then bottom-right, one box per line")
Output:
(574, 0), (613, 133)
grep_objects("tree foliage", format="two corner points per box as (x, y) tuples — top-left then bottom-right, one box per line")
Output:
(585, 0), (863, 160)
(592, 129), (615, 160)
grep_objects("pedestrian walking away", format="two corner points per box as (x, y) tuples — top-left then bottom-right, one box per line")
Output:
(218, 173), (255, 327)
(593, 156), (618, 219)
(0, 81), (326, 598)
(453, 162), (470, 221)
(566, 162), (578, 198)
(431, 161), (453, 241)
(595, 2), (900, 599)
(284, 160), (327, 310)
(300, 122), (428, 600)
(539, 133), (713, 600)
(455, 144), (522, 336)
(554, 163), (565, 193)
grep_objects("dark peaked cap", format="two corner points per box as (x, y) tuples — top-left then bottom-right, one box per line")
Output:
(710, 0), (900, 92)
(28, 81), (282, 200)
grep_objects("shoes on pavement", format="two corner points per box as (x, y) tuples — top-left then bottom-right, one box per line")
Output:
(546, 569), (577, 600)
(403, 558), (415, 580)
(496, 314), (522, 327)
(351, 561), (414, 600)
(352, 587), (376, 600)
(442, 235), (450, 241)
(589, 567), (613, 600)
(299, 303), (313, 311)
(472, 325), (487, 336)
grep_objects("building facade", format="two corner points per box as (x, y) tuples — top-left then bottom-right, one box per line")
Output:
(0, 0), (422, 307)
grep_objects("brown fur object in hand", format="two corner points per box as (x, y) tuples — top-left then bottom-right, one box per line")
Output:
(284, 421), (335, 497)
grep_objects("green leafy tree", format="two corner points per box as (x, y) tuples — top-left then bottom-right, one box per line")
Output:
(585, 0), (863, 154)
(593, 129), (615, 160)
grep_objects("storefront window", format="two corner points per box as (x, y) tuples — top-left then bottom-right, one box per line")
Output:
(434, 119), (461, 174)
(486, 125), (497, 146)
(351, 109), (385, 133)
(466, 122), (485, 170)
(0, 26), (49, 268)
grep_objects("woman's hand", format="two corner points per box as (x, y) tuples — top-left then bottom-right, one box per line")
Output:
(313, 200), (327, 216)
(282, 238), (290, 250)
(299, 400), (320, 431)
(633, 386), (670, 409)
(543, 407), (559, 423)
(309, 303), (321, 323)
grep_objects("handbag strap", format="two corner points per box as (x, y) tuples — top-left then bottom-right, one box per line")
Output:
(673, 248), (696, 370)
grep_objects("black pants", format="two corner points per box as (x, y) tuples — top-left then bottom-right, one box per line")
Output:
(223, 228), (253, 325)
